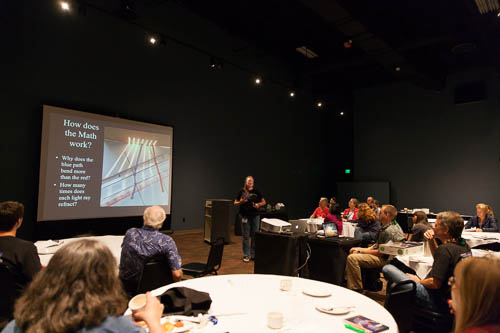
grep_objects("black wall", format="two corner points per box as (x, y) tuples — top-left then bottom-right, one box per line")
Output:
(353, 68), (500, 216)
(1, 2), (343, 240)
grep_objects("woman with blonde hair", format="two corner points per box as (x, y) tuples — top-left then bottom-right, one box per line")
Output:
(465, 203), (498, 232)
(353, 203), (381, 241)
(2, 239), (164, 333)
(451, 256), (500, 333)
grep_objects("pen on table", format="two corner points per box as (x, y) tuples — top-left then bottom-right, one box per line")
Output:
(344, 324), (366, 333)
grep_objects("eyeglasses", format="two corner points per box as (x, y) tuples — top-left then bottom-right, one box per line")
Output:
(448, 276), (456, 287)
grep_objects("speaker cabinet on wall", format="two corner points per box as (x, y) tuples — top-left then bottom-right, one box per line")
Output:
(454, 81), (486, 104)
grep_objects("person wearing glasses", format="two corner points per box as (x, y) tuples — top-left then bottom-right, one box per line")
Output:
(449, 257), (500, 333)
(382, 211), (472, 312)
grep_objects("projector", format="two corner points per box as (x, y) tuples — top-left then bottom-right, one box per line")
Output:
(260, 218), (291, 233)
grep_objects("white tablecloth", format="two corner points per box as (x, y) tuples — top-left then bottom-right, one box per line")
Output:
(131, 274), (397, 333)
(462, 231), (500, 248)
(396, 248), (500, 279)
(35, 235), (124, 267)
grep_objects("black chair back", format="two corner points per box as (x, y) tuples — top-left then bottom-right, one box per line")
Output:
(412, 307), (454, 333)
(136, 259), (174, 294)
(384, 279), (416, 333)
(205, 238), (224, 274)
(0, 262), (20, 322)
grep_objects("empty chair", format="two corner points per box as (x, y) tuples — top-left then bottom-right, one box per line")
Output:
(136, 258), (174, 294)
(384, 279), (416, 333)
(182, 238), (224, 278)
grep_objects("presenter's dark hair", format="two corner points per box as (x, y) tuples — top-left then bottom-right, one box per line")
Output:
(13, 239), (128, 332)
(0, 201), (24, 231)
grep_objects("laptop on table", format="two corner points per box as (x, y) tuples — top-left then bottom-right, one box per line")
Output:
(322, 222), (338, 238)
(288, 219), (309, 235)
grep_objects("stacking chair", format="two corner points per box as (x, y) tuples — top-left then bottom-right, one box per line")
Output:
(181, 238), (224, 278)
(136, 258), (174, 294)
(384, 279), (416, 333)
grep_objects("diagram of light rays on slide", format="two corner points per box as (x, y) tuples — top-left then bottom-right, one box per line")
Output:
(100, 127), (171, 207)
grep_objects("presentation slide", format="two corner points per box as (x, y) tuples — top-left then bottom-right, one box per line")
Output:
(37, 105), (173, 221)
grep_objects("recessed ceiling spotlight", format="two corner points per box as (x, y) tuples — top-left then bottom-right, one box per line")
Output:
(254, 77), (262, 85)
(316, 101), (323, 108)
(340, 111), (344, 116)
(60, 1), (70, 11)
(289, 91), (295, 97)
(395, 66), (401, 72)
(149, 36), (157, 45)
(209, 56), (223, 70)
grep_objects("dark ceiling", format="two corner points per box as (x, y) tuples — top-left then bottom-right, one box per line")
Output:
(85, 0), (500, 92)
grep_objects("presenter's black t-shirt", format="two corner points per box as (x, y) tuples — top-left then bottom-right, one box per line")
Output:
(0, 236), (42, 294)
(235, 189), (263, 216)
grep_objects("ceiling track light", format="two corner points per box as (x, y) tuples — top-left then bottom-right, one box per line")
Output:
(289, 91), (295, 98)
(316, 101), (324, 108)
(254, 76), (262, 85)
(149, 36), (157, 45)
(209, 56), (223, 70)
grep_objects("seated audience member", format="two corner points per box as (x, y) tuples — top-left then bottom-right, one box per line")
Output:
(366, 196), (374, 207)
(342, 198), (359, 221)
(353, 203), (381, 242)
(2, 239), (164, 333)
(0, 201), (41, 325)
(451, 257), (500, 333)
(325, 203), (343, 235)
(465, 203), (498, 232)
(372, 200), (381, 218)
(382, 211), (472, 312)
(120, 206), (182, 296)
(310, 197), (329, 219)
(345, 205), (405, 291)
(329, 197), (337, 209)
(408, 211), (432, 242)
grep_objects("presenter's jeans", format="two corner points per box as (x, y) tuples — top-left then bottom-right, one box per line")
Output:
(382, 264), (436, 311)
(241, 214), (260, 259)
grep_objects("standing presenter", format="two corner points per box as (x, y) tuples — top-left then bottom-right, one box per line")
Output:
(234, 176), (266, 263)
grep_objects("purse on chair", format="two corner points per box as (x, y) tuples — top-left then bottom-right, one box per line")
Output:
(160, 287), (212, 316)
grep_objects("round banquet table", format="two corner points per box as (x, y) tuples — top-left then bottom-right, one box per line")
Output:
(144, 274), (398, 333)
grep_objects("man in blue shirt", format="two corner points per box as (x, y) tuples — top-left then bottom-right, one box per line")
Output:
(119, 206), (182, 295)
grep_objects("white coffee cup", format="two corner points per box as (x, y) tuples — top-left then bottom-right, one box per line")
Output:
(267, 312), (284, 329)
(128, 293), (147, 313)
(280, 279), (292, 291)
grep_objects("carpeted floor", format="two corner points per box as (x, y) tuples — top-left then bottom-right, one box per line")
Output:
(170, 228), (387, 305)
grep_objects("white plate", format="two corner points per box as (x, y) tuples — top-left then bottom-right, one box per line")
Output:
(315, 305), (353, 315)
(302, 288), (331, 297)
